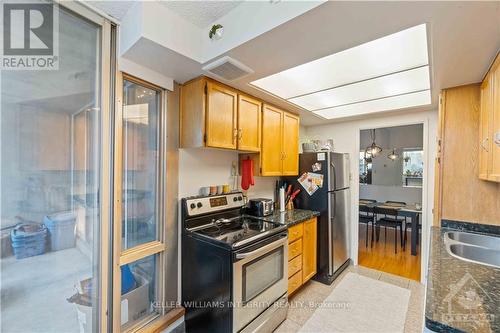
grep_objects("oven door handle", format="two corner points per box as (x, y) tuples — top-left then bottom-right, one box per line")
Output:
(235, 234), (288, 259)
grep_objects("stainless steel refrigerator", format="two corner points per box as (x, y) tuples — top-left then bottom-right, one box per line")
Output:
(285, 152), (351, 285)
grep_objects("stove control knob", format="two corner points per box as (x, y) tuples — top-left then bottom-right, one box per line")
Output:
(233, 197), (238, 202)
(190, 203), (196, 209)
(197, 202), (203, 208)
(237, 196), (243, 201)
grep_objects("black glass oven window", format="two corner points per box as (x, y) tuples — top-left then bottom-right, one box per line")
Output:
(242, 247), (284, 303)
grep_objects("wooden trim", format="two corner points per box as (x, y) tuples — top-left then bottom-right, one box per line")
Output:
(119, 241), (166, 266)
(113, 71), (125, 331)
(99, 19), (113, 333)
(481, 50), (500, 82)
(148, 308), (185, 333)
(123, 73), (164, 92)
(433, 91), (446, 226)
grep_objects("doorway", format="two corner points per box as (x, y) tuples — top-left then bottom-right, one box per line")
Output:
(357, 124), (423, 281)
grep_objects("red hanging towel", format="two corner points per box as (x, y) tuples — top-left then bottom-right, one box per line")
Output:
(241, 158), (254, 190)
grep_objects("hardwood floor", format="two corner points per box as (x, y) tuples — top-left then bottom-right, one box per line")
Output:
(358, 224), (421, 281)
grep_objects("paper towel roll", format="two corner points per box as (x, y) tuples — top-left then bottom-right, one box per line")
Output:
(279, 187), (285, 212)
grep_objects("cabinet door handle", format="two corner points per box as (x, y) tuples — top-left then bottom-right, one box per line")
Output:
(481, 137), (489, 152)
(238, 129), (242, 140)
(233, 128), (238, 144)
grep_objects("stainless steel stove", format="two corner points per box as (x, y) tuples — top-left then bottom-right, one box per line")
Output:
(182, 192), (288, 333)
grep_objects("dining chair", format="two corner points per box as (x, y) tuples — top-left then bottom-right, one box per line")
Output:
(403, 214), (422, 251)
(374, 206), (404, 254)
(359, 205), (375, 247)
(385, 200), (406, 206)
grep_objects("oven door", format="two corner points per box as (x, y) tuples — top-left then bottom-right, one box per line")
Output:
(233, 232), (288, 332)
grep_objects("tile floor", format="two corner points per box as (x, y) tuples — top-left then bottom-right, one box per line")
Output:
(275, 265), (425, 333)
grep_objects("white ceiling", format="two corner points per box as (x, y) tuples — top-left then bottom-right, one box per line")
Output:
(97, 1), (500, 126)
(86, 0), (243, 26)
(160, 1), (243, 28)
(121, 1), (500, 125)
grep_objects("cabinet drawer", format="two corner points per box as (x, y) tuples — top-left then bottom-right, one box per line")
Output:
(288, 254), (302, 277)
(288, 223), (303, 243)
(288, 238), (302, 260)
(288, 270), (303, 295)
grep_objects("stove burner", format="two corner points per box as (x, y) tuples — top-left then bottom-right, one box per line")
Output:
(191, 216), (284, 248)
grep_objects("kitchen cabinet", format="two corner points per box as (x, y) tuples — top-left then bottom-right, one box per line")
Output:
(261, 104), (300, 176)
(478, 53), (500, 182)
(287, 217), (317, 295)
(434, 84), (500, 227)
(237, 94), (261, 152)
(302, 218), (317, 282)
(282, 112), (300, 175)
(206, 81), (238, 149)
(180, 77), (262, 152)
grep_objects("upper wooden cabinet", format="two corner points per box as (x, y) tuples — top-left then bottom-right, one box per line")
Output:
(282, 112), (300, 175)
(180, 77), (300, 175)
(478, 54), (500, 182)
(237, 94), (261, 152)
(181, 77), (263, 152)
(205, 81), (238, 149)
(261, 104), (299, 176)
(261, 104), (283, 176)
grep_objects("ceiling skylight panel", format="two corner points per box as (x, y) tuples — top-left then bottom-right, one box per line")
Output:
(313, 90), (431, 119)
(250, 24), (428, 100)
(288, 66), (430, 110)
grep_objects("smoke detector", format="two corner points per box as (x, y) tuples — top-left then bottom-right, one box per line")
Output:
(202, 56), (254, 81)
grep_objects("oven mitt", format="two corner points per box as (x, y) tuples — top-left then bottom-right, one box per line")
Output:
(241, 158), (254, 190)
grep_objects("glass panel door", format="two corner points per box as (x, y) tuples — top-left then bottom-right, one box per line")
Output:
(1, 2), (105, 332)
(122, 79), (160, 249)
(113, 75), (165, 331)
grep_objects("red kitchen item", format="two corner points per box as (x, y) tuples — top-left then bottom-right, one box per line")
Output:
(241, 158), (254, 190)
(290, 189), (301, 200)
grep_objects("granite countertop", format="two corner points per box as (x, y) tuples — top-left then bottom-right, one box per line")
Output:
(425, 226), (500, 333)
(256, 209), (320, 227)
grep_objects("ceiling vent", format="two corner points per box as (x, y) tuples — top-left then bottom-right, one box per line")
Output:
(202, 56), (254, 81)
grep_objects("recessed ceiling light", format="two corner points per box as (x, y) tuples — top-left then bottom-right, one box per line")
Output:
(250, 24), (431, 120)
(288, 66), (430, 111)
(313, 90), (431, 120)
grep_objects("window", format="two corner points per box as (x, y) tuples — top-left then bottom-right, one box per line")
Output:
(402, 149), (424, 187)
(113, 74), (168, 331)
(359, 151), (372, 185)
(0, 3), (111, 332)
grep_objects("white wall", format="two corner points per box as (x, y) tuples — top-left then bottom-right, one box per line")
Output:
(178, 148), (277, 200)
(305, 110), (438, 281)
(360, 184), (422, 204)
(360, 124), (423, 149)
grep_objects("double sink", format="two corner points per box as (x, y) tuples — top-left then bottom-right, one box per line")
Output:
(444, 231), (500, 268)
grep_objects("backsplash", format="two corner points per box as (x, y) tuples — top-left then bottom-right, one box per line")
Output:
(178, 148), (277, 199)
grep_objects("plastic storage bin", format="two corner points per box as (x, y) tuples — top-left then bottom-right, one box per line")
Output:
(10, 223), (47, 259)
(44, 211), (77, 251)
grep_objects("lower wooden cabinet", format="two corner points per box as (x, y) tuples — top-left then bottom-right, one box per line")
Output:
(287, 217), (317, 296)
(302, 218), (318, 282)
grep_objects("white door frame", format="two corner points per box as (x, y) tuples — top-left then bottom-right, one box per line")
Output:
(352, 118), (430, 284)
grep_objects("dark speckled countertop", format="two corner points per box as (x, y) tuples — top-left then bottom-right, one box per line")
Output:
(426, 226), (500, 333)
(254, 209), (320, 227)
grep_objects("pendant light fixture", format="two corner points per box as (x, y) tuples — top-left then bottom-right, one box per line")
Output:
(365, 129), (382, 157)
(388, 148), (399, 160)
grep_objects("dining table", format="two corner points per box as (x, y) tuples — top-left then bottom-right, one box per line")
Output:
(359, 200), (422, 256)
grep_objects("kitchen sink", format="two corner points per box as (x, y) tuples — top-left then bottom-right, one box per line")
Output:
(444, 231), (500, 268)
(445, 231), (500, 251)
(447, 244), (500, 268)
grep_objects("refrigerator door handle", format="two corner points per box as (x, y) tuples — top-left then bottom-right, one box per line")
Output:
(330, 162), (336, 190)
(328, 192), (335, 276)
(328, 193), (335, 275)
